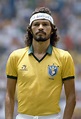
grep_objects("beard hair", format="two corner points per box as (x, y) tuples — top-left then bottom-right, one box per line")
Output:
(33, 35), (50, 42)
(35, 37), (48, 42)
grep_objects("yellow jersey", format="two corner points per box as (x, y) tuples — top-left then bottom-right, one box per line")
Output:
(6, 45), (75, 116)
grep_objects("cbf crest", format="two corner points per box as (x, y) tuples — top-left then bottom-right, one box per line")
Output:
(48, 64), (58, 77)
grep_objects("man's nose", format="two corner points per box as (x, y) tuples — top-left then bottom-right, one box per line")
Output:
(39, 24), (43, 29)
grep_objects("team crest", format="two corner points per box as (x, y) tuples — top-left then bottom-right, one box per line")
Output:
(48, 64), (58, 77)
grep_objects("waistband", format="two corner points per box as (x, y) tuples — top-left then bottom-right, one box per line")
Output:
(16, 113), (61, 119)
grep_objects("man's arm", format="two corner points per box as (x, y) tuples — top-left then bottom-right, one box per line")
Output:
(63, 78), (76, 119)
(5, 78), (17, 119)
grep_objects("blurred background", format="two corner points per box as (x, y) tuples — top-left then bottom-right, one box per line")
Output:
(0, 0), (81, 119)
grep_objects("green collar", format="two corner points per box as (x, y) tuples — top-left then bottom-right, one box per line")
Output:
(28, 44), (52, 55)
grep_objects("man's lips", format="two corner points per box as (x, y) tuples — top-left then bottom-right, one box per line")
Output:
(36, 31), (46, 35)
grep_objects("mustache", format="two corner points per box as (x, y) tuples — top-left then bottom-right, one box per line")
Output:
(36, 31), (46, 35)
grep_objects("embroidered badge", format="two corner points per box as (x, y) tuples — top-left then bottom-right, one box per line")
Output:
(48, 64), (58, 77)
(20, 65), (27, 71)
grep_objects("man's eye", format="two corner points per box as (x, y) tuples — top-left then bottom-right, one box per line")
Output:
(43, 23), (49, 26)
(33, 23), (39, 26)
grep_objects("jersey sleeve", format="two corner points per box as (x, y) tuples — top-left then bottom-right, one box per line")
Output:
(61, 51), (75, 81)
(6, 51), (18, 79)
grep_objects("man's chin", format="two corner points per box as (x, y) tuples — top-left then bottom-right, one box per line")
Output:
(34, 38), (48, 42)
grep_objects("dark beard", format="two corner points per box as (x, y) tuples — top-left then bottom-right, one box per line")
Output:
(33, 34), (50, 42)
(34, 37), (49, 42)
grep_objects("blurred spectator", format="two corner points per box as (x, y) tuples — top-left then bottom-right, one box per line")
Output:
(1, 0), (16, 19)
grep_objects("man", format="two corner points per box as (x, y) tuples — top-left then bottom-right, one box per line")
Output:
(5, 7), (76, 119)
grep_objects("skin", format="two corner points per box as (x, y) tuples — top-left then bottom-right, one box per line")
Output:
(31, 20), (52, 59)
(5, 19), (76, 119)
(5, 79), (17, 119)
(63, 79), (76, 119)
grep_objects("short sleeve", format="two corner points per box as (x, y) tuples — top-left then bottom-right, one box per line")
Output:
(61, 51), (75, 81)
(6, 51), (18, 79)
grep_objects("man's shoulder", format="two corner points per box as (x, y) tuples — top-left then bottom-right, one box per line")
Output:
(53, 47), (71, 57)
(13, 47), (28, 53)
(9, 47), (29, 58)
(53, 47), (68, 53)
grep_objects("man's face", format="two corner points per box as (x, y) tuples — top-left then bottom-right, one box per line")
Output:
(31, 19), (52, 42)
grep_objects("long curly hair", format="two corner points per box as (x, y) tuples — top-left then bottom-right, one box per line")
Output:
(25, 7), (59, 46)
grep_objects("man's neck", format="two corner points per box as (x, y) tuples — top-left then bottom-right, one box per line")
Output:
(32, 40), (50, 54)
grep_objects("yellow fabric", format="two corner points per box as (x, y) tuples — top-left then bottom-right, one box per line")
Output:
(6, 46), (75, 116)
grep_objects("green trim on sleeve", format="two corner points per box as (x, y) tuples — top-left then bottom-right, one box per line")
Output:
(7, 75), (17, 80)
(62, 76), (75, 81)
